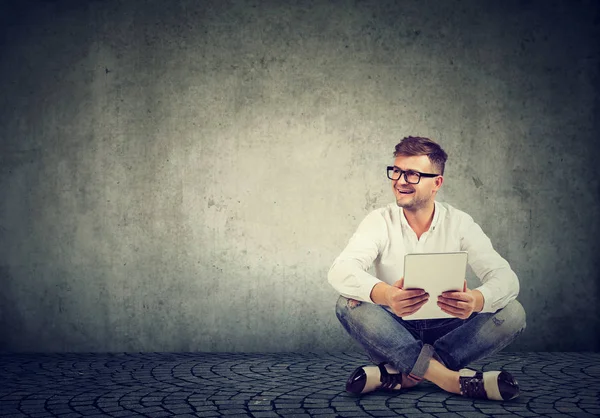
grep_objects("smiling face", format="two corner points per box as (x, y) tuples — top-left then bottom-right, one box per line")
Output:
(391, 154), (443, 212)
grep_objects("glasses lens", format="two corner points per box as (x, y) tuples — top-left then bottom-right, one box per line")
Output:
(405, 171), (420, 184)
(388, 167), (400, 180)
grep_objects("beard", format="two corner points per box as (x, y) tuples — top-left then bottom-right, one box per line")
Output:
(395, 192), (430, 211)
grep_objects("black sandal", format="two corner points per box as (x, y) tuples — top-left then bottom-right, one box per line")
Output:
(459, 368), (520, 401)
(346, 363), (403, 394)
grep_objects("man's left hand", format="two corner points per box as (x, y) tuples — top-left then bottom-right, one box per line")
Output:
(437, 280), (480, 319)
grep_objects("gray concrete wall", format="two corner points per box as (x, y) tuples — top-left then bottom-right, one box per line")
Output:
(1, 0), (598, 352)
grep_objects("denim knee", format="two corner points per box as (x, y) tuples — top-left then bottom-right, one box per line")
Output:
(432, 299), (526, 370)
(335, 295), (363, 322)
(335, 295), (347, 321)
(494, 299), (527, 336)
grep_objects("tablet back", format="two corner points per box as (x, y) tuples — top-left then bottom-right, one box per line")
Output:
(402, 251), (468, 320)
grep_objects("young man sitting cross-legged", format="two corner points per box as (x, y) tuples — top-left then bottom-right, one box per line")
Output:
(328, 136), (526, 400)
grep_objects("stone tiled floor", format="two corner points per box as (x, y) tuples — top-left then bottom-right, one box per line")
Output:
(1, 352), (599, 417)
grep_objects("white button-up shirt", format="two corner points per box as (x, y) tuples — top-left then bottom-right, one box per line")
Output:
(327, 201), (519, 313)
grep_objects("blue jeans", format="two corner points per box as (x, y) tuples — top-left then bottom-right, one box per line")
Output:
(336, 296), (526, 380)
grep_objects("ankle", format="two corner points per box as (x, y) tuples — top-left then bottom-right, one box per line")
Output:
(435, 372), (461, 394)
(447, 373), (461, 394)
(424, 360), (461, 394)
(401, 373), (421, 389)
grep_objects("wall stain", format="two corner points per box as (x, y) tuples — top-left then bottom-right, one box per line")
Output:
(364, 190), (378, 210)
(513, 185), (531, 200)
(472, 176), (483, 188)
(207, 197), (227, 211)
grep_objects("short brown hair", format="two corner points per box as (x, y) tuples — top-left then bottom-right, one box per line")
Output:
(393, 136), (448, 175)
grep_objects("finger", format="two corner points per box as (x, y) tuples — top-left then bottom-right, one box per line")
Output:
(439, 296), (471, 309)
(441, 291), (469, 301)
(394, 292), (429, 306)
(402, 288), (427, 297)
(463, 280), (467, 292)
(438, 300), (468, 316)
(439, 298), (469, 310)
(392, 294), (429, 312)
(393, 278), (404, 289)
(437, 296), (452, 308)
(437, 298), (454, 310)
(402, 299), (429, 316)
(404, 293), (429, 308)
(439, 306), (464, 319)
(438, 302), (463, 317)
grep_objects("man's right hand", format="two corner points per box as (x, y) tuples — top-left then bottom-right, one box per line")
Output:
(371, 278), (429, 317)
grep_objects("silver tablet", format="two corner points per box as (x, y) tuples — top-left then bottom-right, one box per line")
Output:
(402, 251), (468, 320)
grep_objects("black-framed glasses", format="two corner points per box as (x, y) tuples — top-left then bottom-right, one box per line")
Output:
(386, 166), (440, 184)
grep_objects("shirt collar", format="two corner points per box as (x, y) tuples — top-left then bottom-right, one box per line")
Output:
(399, 200), (442, 231)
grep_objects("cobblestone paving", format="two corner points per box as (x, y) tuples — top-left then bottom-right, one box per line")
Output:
(1, 352), (599, 417)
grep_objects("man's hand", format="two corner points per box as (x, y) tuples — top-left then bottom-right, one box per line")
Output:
(437, 280), (482, 319)
(373, 278), (429, 317)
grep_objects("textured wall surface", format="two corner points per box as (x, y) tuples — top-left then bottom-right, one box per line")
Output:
(1, 0), (598, 352)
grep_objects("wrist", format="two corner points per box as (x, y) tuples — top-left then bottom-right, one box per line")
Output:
(370, 282), (391, 305)
(472, 289), (484, 312)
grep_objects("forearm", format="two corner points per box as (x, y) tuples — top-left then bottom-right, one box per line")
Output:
(328, 210), (388, 301)
(461, 214), (520, 313)
(328, 261), (382, 303)
(370, 281), (392, 305)
(474, 268), (519, 313)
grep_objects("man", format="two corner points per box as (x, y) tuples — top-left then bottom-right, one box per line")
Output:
(328, 136), (526, 401)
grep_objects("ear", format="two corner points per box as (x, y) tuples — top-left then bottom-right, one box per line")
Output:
(433, 175), (444, 191)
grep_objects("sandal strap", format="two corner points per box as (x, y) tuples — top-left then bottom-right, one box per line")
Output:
(377, 363), (402, 390)
(460, 371), (487, 398)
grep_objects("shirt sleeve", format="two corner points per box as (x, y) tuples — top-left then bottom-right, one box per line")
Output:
(327, 210), (387, 303)
(460, 213), (520, 313)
